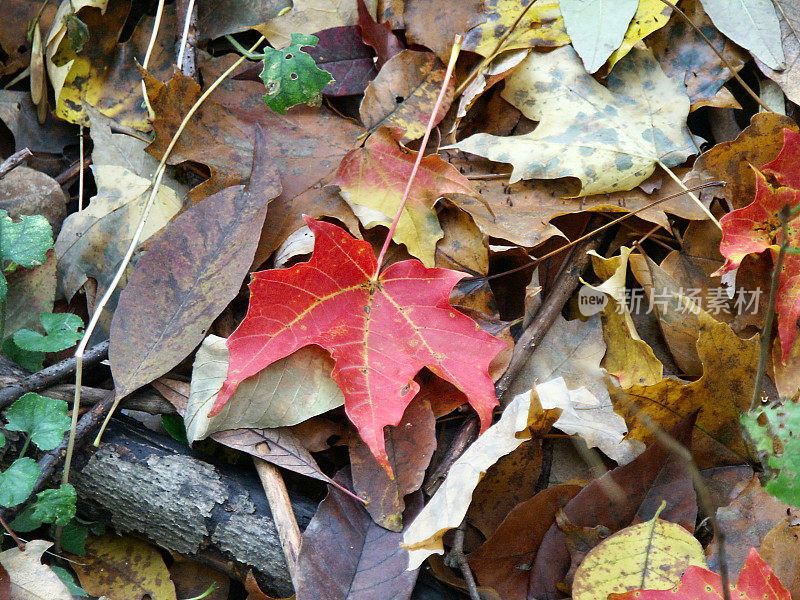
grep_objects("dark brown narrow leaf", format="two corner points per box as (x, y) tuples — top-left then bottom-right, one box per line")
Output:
(110, 127), (281, 401)
(348, 397), (436, 531)
(356, 0), (404, 68)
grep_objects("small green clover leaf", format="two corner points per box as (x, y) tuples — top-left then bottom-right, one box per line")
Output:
(32, 484), (77, 525)
(0, 457), (39, 507)
(260, 34), (334, 114)
(51, 565), (89, 598)
(10, 503), (42, 532)
(14, 312), (84, 353)
(5, 393), (71, 451)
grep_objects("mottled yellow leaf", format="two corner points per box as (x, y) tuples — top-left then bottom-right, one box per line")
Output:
(607, 0), (672, 70)
(572, 504), (706, 600)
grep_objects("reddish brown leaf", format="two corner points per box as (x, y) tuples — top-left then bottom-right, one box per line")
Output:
(611, 549), (791, 600)
(110, 128), (280, 401)
(713, 128), (800, 360)
(306, 26), (378, 95)
(356, 0), (404, 68)
(0, 562), (9, 600)
(470, 484), (582, 600)
(295, 471), (421, 600)
(528, 415), (697, 599)
(349, 396), (436, 530)
(359, 50), (454, 142)
(404, 0), (484, 62)
(336, 126), (477, 265)
(214, 218), (506, 468)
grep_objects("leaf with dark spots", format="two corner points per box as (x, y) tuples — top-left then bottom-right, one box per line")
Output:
(295, 470), (421, 600)
(527, 414), (697, 600)
(109, 127), (281, 402)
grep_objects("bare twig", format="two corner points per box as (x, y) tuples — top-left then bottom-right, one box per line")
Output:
(0, 341), (108, 411)
(55, 156), (92, 187)
(449, 520), (481, 600)
(253, 458), (302, 584)
(0, 513), (25, 550)
(750, 206), (789, 411)
(0, 148), (32, 179)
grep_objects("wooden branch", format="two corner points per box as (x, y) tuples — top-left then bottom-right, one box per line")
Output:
(0, 149), (32, 179)
(0, 342), (109, 410)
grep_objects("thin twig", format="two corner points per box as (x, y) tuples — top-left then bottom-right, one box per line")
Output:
(55, 155), (92, 186)
(450, 520), (481, 600)
(466, 180), (723, 284)
(655, 0), (773, 113)
(139, 0), (166, 117)
(750, 206), (789, 412)
(658, 160), (721, 228)
(0, 513), (25, 550)
(0, 341), (108, 410)
(375, 36), (463, 271)
(634, 410), (732, 600)
(0, 148), (32, 179)
(78, 125), (85, 211)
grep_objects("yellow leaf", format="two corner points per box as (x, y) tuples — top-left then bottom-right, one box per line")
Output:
(607, 0), (672, 71)
(585, 247), (663, 388)
(572, 503), (706, 600)
(69, 533), (177, 600)
(462, 0), (570, 57)
(610, 310), (758, 465)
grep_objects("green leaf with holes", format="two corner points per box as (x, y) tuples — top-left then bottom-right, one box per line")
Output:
(14, 312), (84, 353)
(259, 33), (334, 114)
(5, 392), (71, 451)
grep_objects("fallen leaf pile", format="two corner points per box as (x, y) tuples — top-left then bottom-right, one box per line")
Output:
(1, 0), (799, 599)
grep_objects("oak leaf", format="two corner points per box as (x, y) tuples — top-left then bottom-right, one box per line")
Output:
(213, 217), (507, 468)
(455, 45), (696, 195)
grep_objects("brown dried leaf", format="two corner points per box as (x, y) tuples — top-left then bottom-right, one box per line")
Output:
(404, 0), (483, 62)
(349, 397), (436, 530)
(295, 471), (420, 600)
(110, 129), (280, 400)
(528, 416), (697, 600)
(360, 50), (454, 142)
(470, 485), (582, 600)
(0, 540), (70, 600)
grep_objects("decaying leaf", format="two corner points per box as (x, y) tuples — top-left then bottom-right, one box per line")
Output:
(0, 540), (71, 600)
(185, 335), (344, 444)
(359, 50), (454, 142)
(69, 534), (177, 600)
(455, 46), (697, 195)
(336, 127), (476, 266)
(755, 0), (800, 106)
(571, 504), (706, 600)
(611, 548), (790, 600)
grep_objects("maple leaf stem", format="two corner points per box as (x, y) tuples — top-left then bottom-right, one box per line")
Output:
(138, 0), (166, 120)
(61, 36), (269, 491)
(658, 161), (721, 228)
(374, 36), (462, 274)
(750, 206), (790, 412)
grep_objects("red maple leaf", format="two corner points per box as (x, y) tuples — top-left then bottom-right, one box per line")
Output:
(610, 548), (790, 600)
(714, 128), (800, 361)
(211, 217), (506, 468)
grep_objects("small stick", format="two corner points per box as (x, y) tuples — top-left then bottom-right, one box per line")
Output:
(0, 341), (108, 410)
(0, 513), (25, 550)
(750, 206), (789, 412)
(253, 458), (302, 584)
(450, 520), (481, 600)
(0, 148), (32, 179)
(55, 156), (92, 186)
